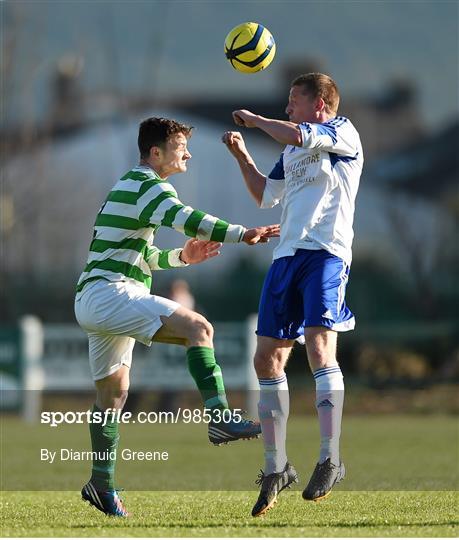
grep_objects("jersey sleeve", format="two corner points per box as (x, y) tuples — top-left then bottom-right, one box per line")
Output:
(260, 153), (286, 209)
(137, 181), (246, 242)
(145, 246), (188, 271)
(299, 117), (360, 157)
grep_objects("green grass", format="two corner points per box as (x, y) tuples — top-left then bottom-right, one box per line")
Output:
(1, 415), (457, 491)
(1, 490), (458, 537)
(1, 414), (458, 536)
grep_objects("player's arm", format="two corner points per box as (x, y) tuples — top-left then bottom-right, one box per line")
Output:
(146, 246), (188, 271)
(233, 109), (359, 157)
(222, 131), (286, 210)
(232, 110), (302, 146)
(297, 119), (360, 157)
(137, 181), (279, 245)
(146, 240), (222, 271)
(221, 131), (266, 205)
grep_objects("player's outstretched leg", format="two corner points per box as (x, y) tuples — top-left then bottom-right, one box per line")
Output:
(187, 346), (261, 444)
(251, 462), (299, 517)
(207, 409), (261, 445)
(155, 308), (261, 444)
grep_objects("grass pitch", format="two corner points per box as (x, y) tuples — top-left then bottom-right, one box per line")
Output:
(1, 414), (458, 536)
(2, 490), (457, 537)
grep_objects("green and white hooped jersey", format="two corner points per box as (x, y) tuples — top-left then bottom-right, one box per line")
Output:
(76, 166), (246, 294)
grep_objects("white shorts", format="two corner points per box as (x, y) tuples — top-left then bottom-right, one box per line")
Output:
(74, 279), (179, 381)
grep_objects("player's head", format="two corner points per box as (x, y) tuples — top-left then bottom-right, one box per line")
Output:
(286, 73), (340, 123)
(138, 117), (193, 177)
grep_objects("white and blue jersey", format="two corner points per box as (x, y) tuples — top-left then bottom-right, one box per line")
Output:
(261, 116), (363, 266)
(257, 116), (363, 337)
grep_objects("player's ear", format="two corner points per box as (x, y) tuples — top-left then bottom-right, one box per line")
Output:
(150, 146), (162, 160)
(316, 97), (326, 112)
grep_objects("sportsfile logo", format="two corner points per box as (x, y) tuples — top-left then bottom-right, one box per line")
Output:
(40, 408), (243, 427)
(41, 409), (130, 427)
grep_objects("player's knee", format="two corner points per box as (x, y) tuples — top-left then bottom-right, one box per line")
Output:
(254, 352), (279, 378)
(186, 314), (213, 346)
(253, 354), (266, 376)
(305, 336), (320, 359)
(305, 333), (336, 369)
(96, 376), (129, 410)
(198, 317), (214, 342)
(114, 390), (128, 410)
(97, 389), (128, 411)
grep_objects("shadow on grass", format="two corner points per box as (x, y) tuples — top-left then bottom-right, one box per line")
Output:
(326, 520), (459, 528)
(69, 519), (459, 530)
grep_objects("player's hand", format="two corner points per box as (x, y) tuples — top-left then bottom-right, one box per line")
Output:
(232, 109), (259, 128)
(242, 224), (280, 245)
(180, 239), (222, 264)
(221, 131), (249, 158)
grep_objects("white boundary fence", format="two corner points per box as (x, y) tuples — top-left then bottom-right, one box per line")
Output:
(0, 315), (260, 420)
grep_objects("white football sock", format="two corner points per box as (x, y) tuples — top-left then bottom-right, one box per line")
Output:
(314, 365), (344, 466)
(258, 373), (289, 474)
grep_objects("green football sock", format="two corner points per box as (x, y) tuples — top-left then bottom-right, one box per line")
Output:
(186, 346), (229, 410)
(89, 404), (119, 490)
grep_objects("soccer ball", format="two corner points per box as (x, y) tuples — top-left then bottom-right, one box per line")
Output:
(224, 22), (276, 73)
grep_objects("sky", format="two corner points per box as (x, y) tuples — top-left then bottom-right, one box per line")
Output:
(3, 0), (459, 131)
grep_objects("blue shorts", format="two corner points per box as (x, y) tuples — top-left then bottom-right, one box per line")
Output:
(257, 249), (355, 340)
